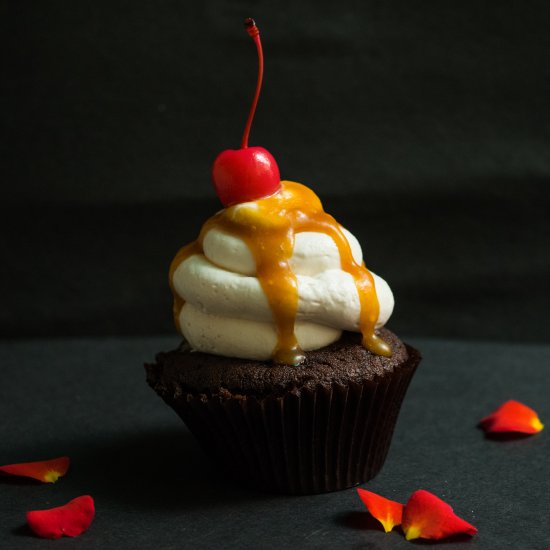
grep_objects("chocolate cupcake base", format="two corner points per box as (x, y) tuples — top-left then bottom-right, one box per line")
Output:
(146, 329), (420, 494)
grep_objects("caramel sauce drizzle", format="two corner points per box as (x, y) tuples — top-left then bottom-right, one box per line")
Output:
(169, 181), (392, 365)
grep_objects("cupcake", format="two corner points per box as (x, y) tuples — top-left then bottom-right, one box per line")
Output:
(145, 19), (420, 494)
(145, 183), (421, 494)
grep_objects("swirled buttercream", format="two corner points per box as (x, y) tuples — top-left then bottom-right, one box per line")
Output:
(169, 181), (394, 364)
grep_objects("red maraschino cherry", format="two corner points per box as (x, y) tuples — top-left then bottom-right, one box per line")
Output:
(212, 18), (281, 207)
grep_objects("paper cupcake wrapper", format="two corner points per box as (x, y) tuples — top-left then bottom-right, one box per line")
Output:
(158, 345), (420, 495)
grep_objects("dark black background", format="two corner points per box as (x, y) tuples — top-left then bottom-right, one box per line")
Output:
(4, 0), (550, 342)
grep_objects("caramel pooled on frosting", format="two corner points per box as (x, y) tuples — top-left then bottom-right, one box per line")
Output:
(169, 181), (391, 365)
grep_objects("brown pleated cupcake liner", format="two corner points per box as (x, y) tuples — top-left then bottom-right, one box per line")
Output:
(154, 345), (420, 495)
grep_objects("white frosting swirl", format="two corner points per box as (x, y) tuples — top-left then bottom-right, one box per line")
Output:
(172, 212), (394, 360)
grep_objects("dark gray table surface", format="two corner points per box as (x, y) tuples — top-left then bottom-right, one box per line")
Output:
(1, 335), (548, 549)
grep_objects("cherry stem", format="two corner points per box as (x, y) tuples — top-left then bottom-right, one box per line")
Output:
(241, 18), (263, 149)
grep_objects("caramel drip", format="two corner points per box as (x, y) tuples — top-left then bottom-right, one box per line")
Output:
(169, 181), (391, 364)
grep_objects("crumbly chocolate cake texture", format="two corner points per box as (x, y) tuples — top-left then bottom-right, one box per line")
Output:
(147, 328), (409, 399)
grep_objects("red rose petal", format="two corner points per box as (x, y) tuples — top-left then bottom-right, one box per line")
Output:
(402, 490), (477, 541)
(479, 400), (544, 434)
(0, 457), (70, 483)
(356, 488), (404, 533)
(26, 495), (95, 539)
